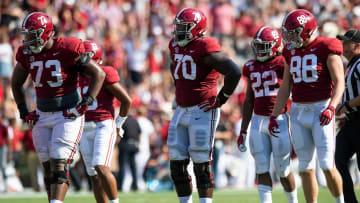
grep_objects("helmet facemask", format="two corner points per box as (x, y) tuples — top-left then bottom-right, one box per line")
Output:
(252, 39), (278, 62)
(22, 27), (48, 54)
(282, 26), (304, 48)
(87, 51), (103, 65)
(173, 21), (197, 47)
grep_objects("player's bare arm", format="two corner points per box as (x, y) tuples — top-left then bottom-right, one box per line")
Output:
(327, 53), (345, 108)
(78, 58), (105, 99)
(271, 62), (292, 117)
(203, 52), (241, 96)
(11, 62), (30, 119)
(240, 78), (254, 132)
(105, 83), (132, 117)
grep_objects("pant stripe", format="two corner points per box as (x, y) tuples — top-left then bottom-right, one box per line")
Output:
(209, 109), (215, 160)
(67, 116), (84, 163)
(332, 119), (335, 168)
(105, 121), (115, 166)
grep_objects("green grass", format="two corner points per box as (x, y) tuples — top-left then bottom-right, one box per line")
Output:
(1, 187), (359, 203)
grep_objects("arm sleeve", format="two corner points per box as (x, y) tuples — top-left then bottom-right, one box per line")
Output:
(202, 38), (221, 54)
(68, 37), (86, 62)
(15, 47), (27, 69)
(242, 61), (251, 78)
(276, 56), (285, 79)
(168, 39), (174, 57)
(282, 47), (291, 65)
(103, 66), (120, 85)
(327, 38), (343, 55)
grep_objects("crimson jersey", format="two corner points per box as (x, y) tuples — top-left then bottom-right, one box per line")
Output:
(79, 66), (120, 122)
(243, 56), (286, 116)
(283, 37), (343, 103)
(16, 37), (84, 98)
(169, 37), (221, 106)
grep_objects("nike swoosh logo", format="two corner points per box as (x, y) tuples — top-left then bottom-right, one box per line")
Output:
(310, 48), (317, 52)
(194, 117), (201, 120)
(53, 52), (60, 56)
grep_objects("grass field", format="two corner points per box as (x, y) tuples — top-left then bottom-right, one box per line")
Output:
(1, 188), (359, 203)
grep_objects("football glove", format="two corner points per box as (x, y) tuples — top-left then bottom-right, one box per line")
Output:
(268, 116), (279, 137)
(115, 116), (127, 138)
(237, 130), (247, 152)
(63, 94), (94, 119)
(319, 105), (335, 126)
(198, 96), (222, 112)
(24, 111), (39, 126)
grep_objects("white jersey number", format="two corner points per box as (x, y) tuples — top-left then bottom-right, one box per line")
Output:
(250, 70), (278, 98)
(30, 60), (63, 87)
(81, 86), (98, 110)
(173, 54), (196, 80)
(290, 54), (318, 83)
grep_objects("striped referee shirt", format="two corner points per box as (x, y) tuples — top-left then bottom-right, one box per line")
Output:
(343, 54), (360, 112)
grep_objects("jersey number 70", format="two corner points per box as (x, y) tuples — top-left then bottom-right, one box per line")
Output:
(173, 54), (196, 80)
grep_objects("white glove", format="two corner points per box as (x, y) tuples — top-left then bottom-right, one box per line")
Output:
(115, 116), (127, 137)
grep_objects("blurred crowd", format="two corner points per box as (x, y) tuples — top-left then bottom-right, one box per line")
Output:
(0, 0), (360, 193)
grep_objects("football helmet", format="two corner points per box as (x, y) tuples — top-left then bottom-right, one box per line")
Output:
(173, 8), (207, 47)
(281, 9), (317, 48)
(251, 26), (282, 62)
(83, 40), (103, 64)
(21, 12), (54, 54)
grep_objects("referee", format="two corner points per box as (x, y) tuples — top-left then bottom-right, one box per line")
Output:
(335, 29), (360, 203)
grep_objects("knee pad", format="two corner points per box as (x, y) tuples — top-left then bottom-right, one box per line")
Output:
(278, 167), (290, 178)
(170, 159), (192, 185)
(50, 159), (71, 185)
(193, 162), (214, 189)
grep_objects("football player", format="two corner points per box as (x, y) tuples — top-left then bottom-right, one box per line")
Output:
(78, 40), (131, 203)
(168, 8), (241, 203)
(238, 26), (298, 203)
(11, 12), (105, 203)
(268, 9), (344, 203)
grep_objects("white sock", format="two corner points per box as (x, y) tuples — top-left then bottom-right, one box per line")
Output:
(199, 197), (212, 203)
(258, 184), (272, 203)
(109, 198), (119, 203)
(50, 200), (63, 203)
(179, 195), (192, 203)
(284, 189), (298, 203)
(334, 195), (344, 203)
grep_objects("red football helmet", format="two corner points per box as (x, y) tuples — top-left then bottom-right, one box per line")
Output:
(282, 9), (317, 48)
(252, 26), (282, 62)
(83, 40), (103, 64)
(21, 12), (54, 54)
(173, 8), (207, 47)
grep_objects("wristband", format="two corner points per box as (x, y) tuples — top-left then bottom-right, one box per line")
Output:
(80, 94), (95, 106)
(115, 116), (127, 129)
(217, 89), (231, 105)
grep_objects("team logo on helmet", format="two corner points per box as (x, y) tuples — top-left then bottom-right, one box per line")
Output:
(296, 15), (308, 25)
